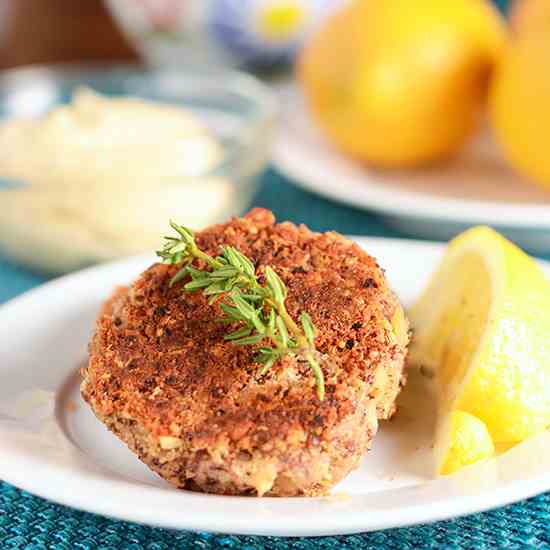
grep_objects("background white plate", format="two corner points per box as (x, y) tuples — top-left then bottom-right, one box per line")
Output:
(273, 87), (550, 255)
(0, 237), (549, 537)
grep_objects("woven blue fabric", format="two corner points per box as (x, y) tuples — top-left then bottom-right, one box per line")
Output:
(1, 169), (550, 549)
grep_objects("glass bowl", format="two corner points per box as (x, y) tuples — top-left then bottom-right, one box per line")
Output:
(0, 64), (276, 274)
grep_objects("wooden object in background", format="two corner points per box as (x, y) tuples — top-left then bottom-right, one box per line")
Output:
(0, 0), (139, 69)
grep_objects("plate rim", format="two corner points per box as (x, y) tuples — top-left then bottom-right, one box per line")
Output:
(2, 450), (550, 537)
(273, 87), (550, 229)
(1, 237), (549, 537)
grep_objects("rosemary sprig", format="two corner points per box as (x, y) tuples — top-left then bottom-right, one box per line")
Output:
(157, 222), (325, 400)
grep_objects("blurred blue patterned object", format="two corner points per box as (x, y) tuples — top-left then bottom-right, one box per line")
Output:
(207, 0), (343, 67)
(106, 0), (346, 68)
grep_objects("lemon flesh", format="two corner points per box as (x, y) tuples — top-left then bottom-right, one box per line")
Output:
(409, 227), (550, 472)
(440, 411), (495, 475)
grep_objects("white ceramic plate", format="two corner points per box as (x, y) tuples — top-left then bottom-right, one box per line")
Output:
(273, 87), (550, 255)
(1, 237), (549, 537)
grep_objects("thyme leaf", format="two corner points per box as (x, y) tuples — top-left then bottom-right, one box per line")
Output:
(157, 222), (325, 400)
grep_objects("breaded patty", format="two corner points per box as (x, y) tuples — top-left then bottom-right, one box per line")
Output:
(81, 209), (409, 496)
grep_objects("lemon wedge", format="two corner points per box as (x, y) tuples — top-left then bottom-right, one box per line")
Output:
(409, 227), (550, 474)
(440, 411), (495, 475)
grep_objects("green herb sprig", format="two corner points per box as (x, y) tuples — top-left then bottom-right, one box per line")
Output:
(157, 222), (325, 400)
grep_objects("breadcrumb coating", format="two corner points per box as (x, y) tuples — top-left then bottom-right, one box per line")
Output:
(82, 209), (409, 496)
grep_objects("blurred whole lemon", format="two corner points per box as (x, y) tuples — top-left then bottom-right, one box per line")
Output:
(490, 34), (550, 190)
(298, 0), (506, 168)
(509, 0), (550, 35)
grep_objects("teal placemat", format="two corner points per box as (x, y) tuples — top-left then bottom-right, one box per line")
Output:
(1, 170), (550, 549)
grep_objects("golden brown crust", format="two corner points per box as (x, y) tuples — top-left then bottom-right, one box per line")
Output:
(82, 208), (409, 495)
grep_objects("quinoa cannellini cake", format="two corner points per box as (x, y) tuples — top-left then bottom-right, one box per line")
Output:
(81, 209), (409, 496)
